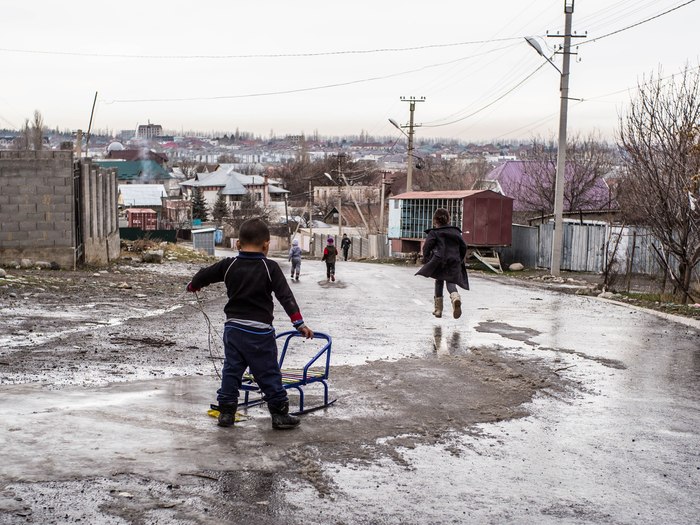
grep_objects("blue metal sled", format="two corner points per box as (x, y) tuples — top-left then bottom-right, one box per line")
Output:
(238, 331), (336, 415)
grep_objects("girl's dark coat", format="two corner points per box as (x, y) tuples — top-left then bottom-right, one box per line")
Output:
(415, 225), (470, 290)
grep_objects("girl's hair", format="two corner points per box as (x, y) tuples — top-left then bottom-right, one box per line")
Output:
(433, 208), (450, 226)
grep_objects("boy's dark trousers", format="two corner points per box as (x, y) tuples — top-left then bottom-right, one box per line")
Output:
(218, 323), (288, 410)
(325, 262), (335, 278)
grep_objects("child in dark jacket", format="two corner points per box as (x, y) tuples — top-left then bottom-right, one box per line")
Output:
(186, 218), (314, 430)
(288, 239), (302, 281)
(321, 237), (338, 282)
(415, 208), (469, 319)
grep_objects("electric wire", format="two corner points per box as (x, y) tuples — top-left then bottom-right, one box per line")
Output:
(421, 49), (541, 126)
(104, 43), (520, 103)
(422, 62), (548, 128)
(0, 37), (524, 60)
(579, 0), (696, 46)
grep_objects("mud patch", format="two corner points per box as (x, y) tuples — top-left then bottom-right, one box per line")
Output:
(475, 321), (541, 345)
(0, 472), (295, 525)
(538, 346), (627, 370)
(293, 347), (574, 469)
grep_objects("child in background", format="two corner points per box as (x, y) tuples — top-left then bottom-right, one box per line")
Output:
(415, 208), (469, 319)
(288, 238), (302, 281)
(186, 218), (314, 429)
(341, 233), (352, 261)
(322, 237), (338, 282)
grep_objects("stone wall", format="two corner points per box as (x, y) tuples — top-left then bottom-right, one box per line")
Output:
(0, 151), (76, 268)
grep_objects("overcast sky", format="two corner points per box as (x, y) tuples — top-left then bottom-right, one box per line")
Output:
(1, 0), (697, 142)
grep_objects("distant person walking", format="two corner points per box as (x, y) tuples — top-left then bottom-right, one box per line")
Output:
(322, 237), (338, 282)
(288, 239), (302, 281)
(415, 208), (469, 319)
(341, 233), (352, 261)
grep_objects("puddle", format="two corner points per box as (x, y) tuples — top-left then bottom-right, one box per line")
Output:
(0, 304), (185, 350)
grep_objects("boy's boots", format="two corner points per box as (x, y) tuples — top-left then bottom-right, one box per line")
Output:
(268, 401), (300, 430)
(433, 297), (443, 318)
(450, 292), (462, 319)
(217, 403), (237, 427)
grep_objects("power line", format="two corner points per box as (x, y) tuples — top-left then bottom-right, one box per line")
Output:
(426, 1), (696, 133)
(580, 0), (696, 46)
(422, 62), (547, 128)
(0, 37), (523, 60)
(494, 63), (700, 139)
(104, 43), (520, 103)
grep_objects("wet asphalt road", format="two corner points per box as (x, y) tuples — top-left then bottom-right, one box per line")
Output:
(1, 257), (699, 524)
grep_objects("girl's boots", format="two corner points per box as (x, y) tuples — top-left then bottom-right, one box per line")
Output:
(450, 292), (462, 319)
(433, 297), (443, 318)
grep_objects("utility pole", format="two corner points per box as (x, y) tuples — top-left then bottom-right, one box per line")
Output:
(340, 172), (369, 232)
(336, 154), (343, 238)
(548, 0), (584, 276)
(308, 180), (313, 255)
(379, 171), (388, 236)
(401, 96), (424, 193)
(283, 193), (291, 247)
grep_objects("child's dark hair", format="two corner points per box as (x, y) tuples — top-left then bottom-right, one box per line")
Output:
(239, 218), (270, 246)
(433, 208), (450, 226)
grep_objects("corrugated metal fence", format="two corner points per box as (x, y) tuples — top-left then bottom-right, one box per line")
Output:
(501, 223), (698, 280)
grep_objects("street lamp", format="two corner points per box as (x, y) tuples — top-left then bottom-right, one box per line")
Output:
(525, 0), (577, 277)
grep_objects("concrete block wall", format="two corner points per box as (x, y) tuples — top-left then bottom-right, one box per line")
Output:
(0, 151), (76, 267)
(0, 152), (120, 268)
(82, 161), (120, 265)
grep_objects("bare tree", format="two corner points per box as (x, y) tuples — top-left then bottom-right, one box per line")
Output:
(224, 193), (270, 231)
(414, 156), (490, 191)
(618, 65), (700, 303)
(177, 159), (202, 179)
(31, 110), (44, 150)
(17, 119), (31, 150)
(518, 134), (616, 213)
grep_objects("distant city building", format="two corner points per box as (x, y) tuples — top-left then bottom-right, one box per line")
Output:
(137, 122), (163, 140)
(118, 130), (135, 142)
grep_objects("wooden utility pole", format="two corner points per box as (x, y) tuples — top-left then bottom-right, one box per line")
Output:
(379, 171), (388, 235)
(307, 180), (314, 254)
(283, 193), (291, 247)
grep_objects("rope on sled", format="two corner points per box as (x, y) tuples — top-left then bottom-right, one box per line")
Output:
(184, 290), (224, 380)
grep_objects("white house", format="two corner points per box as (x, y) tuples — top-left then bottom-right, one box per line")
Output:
(179, 165), (289, 219)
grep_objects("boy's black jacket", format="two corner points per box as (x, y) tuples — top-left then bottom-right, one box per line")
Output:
(190, 251), (303, 325)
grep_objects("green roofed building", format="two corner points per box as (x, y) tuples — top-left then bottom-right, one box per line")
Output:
(94, 160), (173, 183)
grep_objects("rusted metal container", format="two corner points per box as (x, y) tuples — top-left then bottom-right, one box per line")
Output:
(126, 208), (158, 230)
(388, 190), (513, 253)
